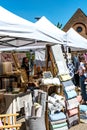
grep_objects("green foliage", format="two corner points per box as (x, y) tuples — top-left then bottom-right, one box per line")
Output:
(26, 51), (35, 60)
(57, 22), (62, 29)
(26, 52), (30, 59)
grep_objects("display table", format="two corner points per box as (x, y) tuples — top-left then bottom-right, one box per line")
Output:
(4, 91), (32, 114)
(0, 91), (32, 124)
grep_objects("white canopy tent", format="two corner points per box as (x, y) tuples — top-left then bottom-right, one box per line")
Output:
(16, 41), (46, 51)
(35, 16), (66, 44)
(0, 6), (64, 51)
(0, 6), (34, 27)
(35, 17), (87, 51)
(17, 16), (67, 51)
(66, 28), (87, 51)
(1, 7), (87, 52)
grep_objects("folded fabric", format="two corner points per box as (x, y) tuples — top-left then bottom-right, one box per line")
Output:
(66, 98), (79, 109)
(65, 90), (77, 99)
(68, 108), (78, 116)
(48, 102), (63, 114)
(51, 119), (66, 125)
(52, 78), (60, 85)
(62, 80), (74, 87)
(51, 122), (67, 129)
(51, 93), (64, 101)
(67, 114), (79, 125)
(67, 114), (79, 128)
(51, 93), (65, 107)
(80, 105), (87, 112)
(41, 77), (60, 85)
(48, 96), (57, 105)
(48, 95), (64, 108)
(80, 114), (87, 123)
(49, 112), (66, 121)
(80, 114), (87, 119)
(80, 111), (87, 117)
(41, 78), (53, 85)
(59, 74), (72, 81)
(68, 120), (79, 128)
(52, 125), (68, 130)
(64, 85), (75, 92)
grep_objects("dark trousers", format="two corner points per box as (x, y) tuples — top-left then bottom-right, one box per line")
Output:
(79, 75), (87, 101)
(74, 73), (79, 86)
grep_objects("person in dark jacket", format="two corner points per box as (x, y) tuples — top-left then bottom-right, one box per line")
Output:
(21, 57), (30, 77)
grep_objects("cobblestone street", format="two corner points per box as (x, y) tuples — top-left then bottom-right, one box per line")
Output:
(69, 123), (87, 130)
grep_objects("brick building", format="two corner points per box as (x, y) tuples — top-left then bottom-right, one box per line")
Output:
(63, 8), (87, 39)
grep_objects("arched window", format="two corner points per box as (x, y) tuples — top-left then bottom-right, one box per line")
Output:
(76, 26), (83, 33)
(73, 22), (86, 34)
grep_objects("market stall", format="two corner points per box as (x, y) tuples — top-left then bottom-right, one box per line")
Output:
(0, 6), (87, 130)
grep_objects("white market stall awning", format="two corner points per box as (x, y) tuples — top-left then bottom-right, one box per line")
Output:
(66, 28), (87, 51)
(35, 16), (66, 44)
(0, 6), (63, 51)
(0, 6), (34, 27)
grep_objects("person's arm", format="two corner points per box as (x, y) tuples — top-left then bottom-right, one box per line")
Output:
(82, 67), (85, 75)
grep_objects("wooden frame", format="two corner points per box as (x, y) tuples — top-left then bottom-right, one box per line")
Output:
(0, 113), (21, 130)
(46, 45), (58, 77)
(12, 52), (21, 69)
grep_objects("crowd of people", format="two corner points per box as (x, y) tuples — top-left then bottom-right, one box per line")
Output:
(71, 54), (87, 104)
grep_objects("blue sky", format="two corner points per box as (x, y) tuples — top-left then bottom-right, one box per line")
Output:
(1, 0), (87, 28)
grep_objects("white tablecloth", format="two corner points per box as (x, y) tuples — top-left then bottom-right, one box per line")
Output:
(4, 91), (32, 124)
(4, 91), (32, 114)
